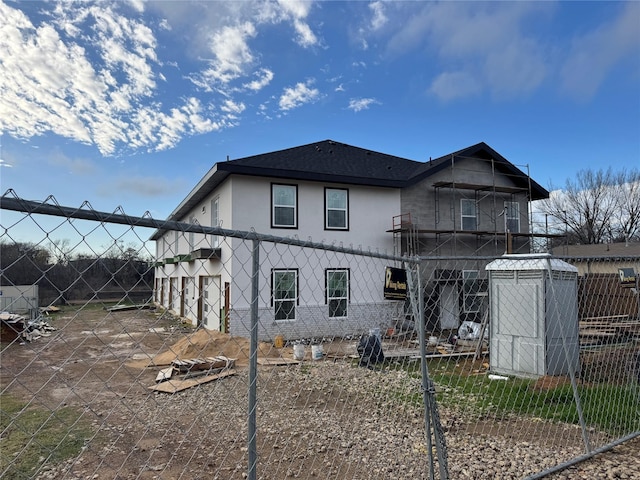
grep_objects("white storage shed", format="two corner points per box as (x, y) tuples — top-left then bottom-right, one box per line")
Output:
(485, 254), (579, 377)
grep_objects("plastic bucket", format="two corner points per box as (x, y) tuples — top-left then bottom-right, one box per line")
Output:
(293, 344), (305, 360)
(311, 344), (323, 361)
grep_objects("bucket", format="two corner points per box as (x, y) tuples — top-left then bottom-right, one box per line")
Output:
(311, 344), (323, 361)
(293, 344), (305, 360)
(274, 334), (284, 349)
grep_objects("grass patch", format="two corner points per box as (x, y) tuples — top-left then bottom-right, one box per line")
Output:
(388, 358), (640, 434)
(0, 394), (93, 479)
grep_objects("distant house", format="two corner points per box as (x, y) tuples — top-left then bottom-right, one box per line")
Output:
(151, 140), (549, 340)
(551, 242), (640, 320)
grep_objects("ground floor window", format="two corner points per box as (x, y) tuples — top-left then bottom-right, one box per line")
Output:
(462, 270), (487, 313)
(273, 269), (298, 321)
(326, 269), (349, 318)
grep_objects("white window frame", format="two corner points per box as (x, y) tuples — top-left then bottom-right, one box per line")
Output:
(461, 199), (477, 231)
(272, 269), (298, 322)
(325, 188), (349, 230)
(188, 216), (197, 249)
(326, 269), (349, 318)
(211, 196), (220, 248)
(504, 201), (520, 233)
(272, 184), (297, 229)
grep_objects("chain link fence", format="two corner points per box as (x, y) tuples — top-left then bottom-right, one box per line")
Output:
(1, 191), (639, 479)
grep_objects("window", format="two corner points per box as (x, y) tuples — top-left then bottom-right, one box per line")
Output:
(272, 184), (297, 228)
(325, 188), (348, 230)
(462, 270), (486, 313)
(273, 269), (297, 321)
(504, 201), (520, 233)
(461, 199), (477, 231)
(174, 230), (179, 255)
(326, 269), (349, 318)
(211, 197), (220, 247)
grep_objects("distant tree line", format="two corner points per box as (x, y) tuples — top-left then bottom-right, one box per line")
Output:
(540, 167), (640, 246)
(0, 239), (154, 306)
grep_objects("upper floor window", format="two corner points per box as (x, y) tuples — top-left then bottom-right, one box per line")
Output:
(504, 201), (520, 233)
(272, 184), (297, 228)
(272, 269), (298, 321)
(461, 199), (477, 231)
(326, 269), (349, 318)
(325, 188), (349, 230)
(211, 196), (220, 248)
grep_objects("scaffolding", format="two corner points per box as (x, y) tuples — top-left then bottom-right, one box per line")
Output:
(389, 153), (562, 257)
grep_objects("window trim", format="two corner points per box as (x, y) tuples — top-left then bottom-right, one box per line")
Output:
(504, 201), (520, 233)
(461, 198), (477, 231)
(271, 183), (298, 229)
(324, 188), (349, 231)
(325, 268), (350, 318)
(272, 269), (299, 322)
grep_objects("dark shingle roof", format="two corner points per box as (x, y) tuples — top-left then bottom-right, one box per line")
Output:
(217, 139), (422, 187)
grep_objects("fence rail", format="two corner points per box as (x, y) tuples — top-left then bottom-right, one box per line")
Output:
(1, 191), (639, 479)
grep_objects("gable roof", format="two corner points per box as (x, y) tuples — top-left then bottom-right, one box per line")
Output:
(408, 142), (547, 198)
(216, 139), (422, 187)
(151, 139), (548, 240)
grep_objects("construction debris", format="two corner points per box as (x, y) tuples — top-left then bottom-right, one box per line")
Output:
(150, 355), (236, 393)
(0, 312), (57, 343)
(149, 370), (236, 394)
(106, 304), (155, 312)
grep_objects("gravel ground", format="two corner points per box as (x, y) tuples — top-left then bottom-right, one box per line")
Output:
(36, 361), (639, 480)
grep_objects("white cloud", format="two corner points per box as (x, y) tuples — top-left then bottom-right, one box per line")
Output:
(48, 153), (97, 176)
(191, 22), (257, 89)
(243, 68), (274, 91)
(560, 2), (640, 101)
(369, 1), (388, 31)
(220, 99), (246, 116)
(279, 80), (320, 110)
(348, 97), (380, 112)
(101, 175), (185, 197)
(0, 159), (13, 168)
(429, 72), (482, 102)
(381, 2), (552, 101)
(276, 0), (318, 47)
(0, 2), (233, 156)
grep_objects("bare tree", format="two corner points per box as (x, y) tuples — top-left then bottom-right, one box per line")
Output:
(611, 168), (640, 243)
(541, 167), (640, 245)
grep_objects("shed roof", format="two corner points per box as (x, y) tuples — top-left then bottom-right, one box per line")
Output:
(486, 254), (578, 273)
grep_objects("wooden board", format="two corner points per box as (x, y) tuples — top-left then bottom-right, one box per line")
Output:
(257, 357), (300, 366)
(149, 370), (236, 393)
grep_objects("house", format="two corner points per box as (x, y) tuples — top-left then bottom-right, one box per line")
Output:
(151, 140), (549, 340)
(551, 242), (640, 320)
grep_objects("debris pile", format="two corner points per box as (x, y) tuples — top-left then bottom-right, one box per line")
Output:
(150, 355), (237, 394)
(0, 312), (57, 343)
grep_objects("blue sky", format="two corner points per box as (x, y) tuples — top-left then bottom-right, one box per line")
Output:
(1, 0), (639, 247)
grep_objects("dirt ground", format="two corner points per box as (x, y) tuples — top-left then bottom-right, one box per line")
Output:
(1, 305), (638, 479)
